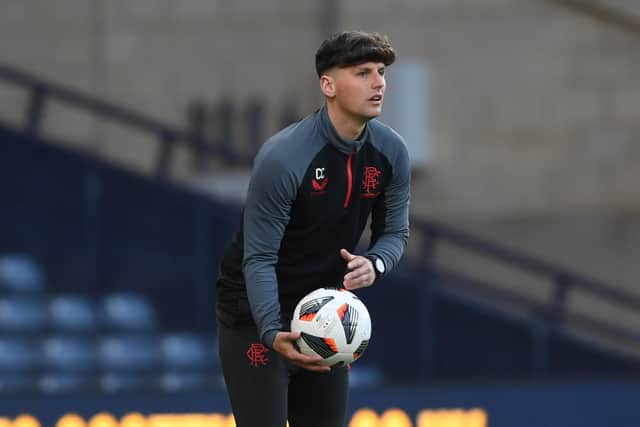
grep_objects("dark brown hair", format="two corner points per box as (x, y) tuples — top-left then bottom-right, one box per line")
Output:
(315, 31), (396, 78)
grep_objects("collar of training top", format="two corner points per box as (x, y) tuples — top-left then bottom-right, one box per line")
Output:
(318, 104), (369, 156)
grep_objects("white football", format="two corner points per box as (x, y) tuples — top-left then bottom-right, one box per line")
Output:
(290, 287), (371, 367)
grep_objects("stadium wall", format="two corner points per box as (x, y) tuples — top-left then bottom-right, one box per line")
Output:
(0, 0), (639, 291)
(1, 0), (639, 218)
(0, 381), (638, 427)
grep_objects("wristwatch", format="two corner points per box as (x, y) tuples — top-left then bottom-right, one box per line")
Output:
(366, 255), (386, 280)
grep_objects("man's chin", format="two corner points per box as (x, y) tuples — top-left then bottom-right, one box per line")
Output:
(361, 108), (382, 121)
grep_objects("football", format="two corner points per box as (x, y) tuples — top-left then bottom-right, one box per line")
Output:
(290, 287), (371, 367)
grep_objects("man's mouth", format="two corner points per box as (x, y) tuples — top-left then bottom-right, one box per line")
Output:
(369, 94), (382, 102)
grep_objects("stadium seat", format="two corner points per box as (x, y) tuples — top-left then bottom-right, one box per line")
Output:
(159, 371), (205, 392)
(39, 374), (94, 395)
(348, 365), (384, 389)
(0, 295), (48, 335)
(160, 332), (219, 370)
(99, 334), (160, 392)
(48, 294), (99, 334)
(159, 333), (220, 392)
(100, 292), (157, 332)
(42, 335), (98, 372)
(0, 336), (41, 392)
(39, 335), (99, 393)
(0, 253), (45, 293)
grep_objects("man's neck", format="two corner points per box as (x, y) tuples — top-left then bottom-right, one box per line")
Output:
(327, 104), (367, 141)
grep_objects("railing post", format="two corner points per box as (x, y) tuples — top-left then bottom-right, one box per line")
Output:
(279, 99), (300, 129)
(245, 97), (265, 166)
(216, 98), (236, 165)
(192, 200), (213, 330)
(187, 100), (208, 171)
(83, 166), (104, 292)
(532, 275), (570, 378)
(551, 275), (570, 321)
(25, 84), (47, 136)
(156, 131), (176, 177)
(422, 226), (438, 261)
(531, 316), (550, 378)
(418, 270), (438, 382)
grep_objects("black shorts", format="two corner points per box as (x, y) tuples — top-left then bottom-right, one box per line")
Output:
(217, 320), (349, 427)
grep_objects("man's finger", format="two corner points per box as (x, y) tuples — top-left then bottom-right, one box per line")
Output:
(347, 257), (366, 270)
(293, 353), (324, 364)
(345, 261), (373, 279)
(340, 248), (356, 261)
(287, 331), (301, 340)
(298, 362), (331, 372)
(288, 352), (331, 372)
(345, 268), (366, 281)
(346, 275), (369, 287)
(344, 270), (375, 289)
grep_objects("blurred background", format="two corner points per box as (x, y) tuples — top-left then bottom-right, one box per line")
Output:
(1, 0), (640, 426)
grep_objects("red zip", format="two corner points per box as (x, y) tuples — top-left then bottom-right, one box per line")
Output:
(344, 151), (354, 208)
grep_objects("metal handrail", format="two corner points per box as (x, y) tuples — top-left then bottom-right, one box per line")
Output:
(431, 265), (640, 342)
(0, 63), (222, 176)
(416, 218), (640, 337)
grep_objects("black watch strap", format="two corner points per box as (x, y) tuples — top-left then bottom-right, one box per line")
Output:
(366, 255), (385, 280)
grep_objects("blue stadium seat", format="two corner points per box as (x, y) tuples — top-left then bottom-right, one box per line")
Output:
(39, 335), (99, 393)
(100, 292), (157, 332)
(160, 370), (228, 392)
(0, 336), (41, 392)
(348, 365), (384, 389)
(99, 334), (160, 392)
(0, 254), (45, 293)
(160, 332), (219, 370)
(42, 335), (98, 372)
(39, 374), (94, 394)
(48, 294), (99, 334)
(159, 333), (220, 392)
(0, 295), (48, 335)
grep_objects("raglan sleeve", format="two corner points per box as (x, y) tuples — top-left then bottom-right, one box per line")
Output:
(242, 144), (298, 348)
(367, 136), (411, 274)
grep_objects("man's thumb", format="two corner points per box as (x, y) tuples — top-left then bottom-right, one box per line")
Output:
(340, 248), (355, 261)
(289, 330), (301, 339)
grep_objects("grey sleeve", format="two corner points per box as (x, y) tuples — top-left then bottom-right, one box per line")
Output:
(367, 139), (411, 273)
(242, 144), (297, 348)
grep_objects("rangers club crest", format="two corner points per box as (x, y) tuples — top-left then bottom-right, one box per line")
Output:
(361, 166), (381, 198)
(246, 343), (269, 367)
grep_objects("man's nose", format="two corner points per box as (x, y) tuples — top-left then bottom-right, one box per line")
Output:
(372, 74), (385, 89)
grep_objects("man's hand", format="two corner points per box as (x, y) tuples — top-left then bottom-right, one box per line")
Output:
(272, 331), (331, 372)
(341, 248), (375, 290)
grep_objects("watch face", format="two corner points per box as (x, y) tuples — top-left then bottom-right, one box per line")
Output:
(375, 258), (385, 274)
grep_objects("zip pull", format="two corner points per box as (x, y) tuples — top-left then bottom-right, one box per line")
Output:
(344, 150), (354, 208)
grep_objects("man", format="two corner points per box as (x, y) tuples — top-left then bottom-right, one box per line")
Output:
(216, 30), (410, 427)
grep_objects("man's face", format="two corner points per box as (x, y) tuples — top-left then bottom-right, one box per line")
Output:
(329, 61), (386, 122)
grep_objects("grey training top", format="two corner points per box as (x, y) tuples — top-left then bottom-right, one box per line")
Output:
(216, 104), (411, 348)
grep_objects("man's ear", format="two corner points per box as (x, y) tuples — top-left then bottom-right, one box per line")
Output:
(319, 74), (336, 98)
